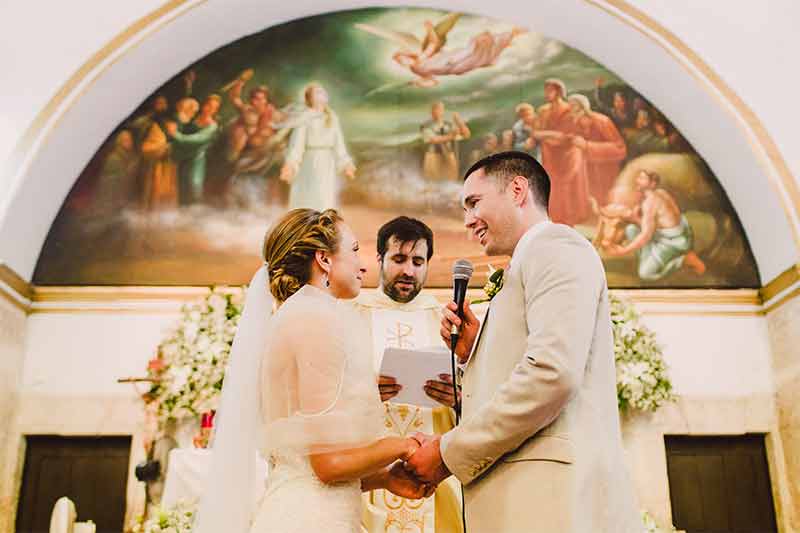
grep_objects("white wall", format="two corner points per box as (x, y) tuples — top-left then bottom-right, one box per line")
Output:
(0, 0), (165, 170)
(22, 311), (179, 397)
(19, 299), (776, 404)
(642, 313), (774, 397)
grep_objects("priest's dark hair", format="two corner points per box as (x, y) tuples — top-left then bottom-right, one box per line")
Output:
(464, 150), (551, 211)
(377, 216), (434, 260)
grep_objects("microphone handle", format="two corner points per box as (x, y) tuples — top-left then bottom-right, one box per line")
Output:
(453, 278), (468, 324)
(450, 277), (468, 424)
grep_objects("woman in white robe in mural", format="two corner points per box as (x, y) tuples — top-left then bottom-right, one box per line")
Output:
(279, 84), (356, 211)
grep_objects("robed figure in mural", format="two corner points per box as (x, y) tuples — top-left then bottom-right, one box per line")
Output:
(566, 94), (627, 207)
(279, 84), (356, 211)
(535, 79), (593, 225)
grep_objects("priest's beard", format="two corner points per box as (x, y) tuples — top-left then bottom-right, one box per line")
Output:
(381, 273), (423, 304)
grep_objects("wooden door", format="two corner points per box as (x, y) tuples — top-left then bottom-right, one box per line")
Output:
(16, 436), (131, 533)
(665, 435), (777, 533)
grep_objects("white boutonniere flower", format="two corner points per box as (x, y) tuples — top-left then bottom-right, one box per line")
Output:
(472, 264), (504, 304)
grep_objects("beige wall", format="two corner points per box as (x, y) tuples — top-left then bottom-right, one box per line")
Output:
(767, 295), (800, 532)
(0, 297), (27, 533)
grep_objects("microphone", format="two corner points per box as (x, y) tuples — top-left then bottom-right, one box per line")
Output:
(449, 259), (473, 428)
(450, 259), (474, 345)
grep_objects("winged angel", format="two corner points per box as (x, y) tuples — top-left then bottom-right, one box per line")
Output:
(356, 13), (526, 93)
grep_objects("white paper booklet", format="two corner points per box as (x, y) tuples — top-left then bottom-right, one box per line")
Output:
(379, 346), (454, 408)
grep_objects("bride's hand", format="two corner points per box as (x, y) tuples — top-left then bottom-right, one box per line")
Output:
(402, 436), (421, 462)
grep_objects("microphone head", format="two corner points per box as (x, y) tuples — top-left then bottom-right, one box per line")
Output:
(452, 259), (474, 282)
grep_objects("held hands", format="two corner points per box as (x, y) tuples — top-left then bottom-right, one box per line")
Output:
(440, 299), (480, 363)
(343, 163), (356, 180)
(383, 434), (440, 499)
(405, 433), (451, 485)
(384, 461), (436, 499)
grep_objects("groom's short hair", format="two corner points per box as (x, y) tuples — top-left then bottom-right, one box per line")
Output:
(464, 151), (550, 211)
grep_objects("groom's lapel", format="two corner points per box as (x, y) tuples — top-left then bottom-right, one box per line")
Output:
(464, 305), (491, 369)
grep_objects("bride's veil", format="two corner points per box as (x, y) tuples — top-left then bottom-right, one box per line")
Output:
(193, 265), (273, 533)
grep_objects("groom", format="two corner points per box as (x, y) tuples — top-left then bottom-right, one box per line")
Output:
(406, 151), (640, 532)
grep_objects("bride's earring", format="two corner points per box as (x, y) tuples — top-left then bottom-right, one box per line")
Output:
(324, 272), (330, 287)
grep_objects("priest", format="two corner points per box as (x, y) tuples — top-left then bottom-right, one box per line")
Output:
(352, 216), (463, 533)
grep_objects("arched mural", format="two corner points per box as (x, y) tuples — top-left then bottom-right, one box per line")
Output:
(33, 7), (759, 288)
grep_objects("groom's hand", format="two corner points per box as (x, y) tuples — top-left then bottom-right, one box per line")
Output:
(440, 299), (479, 363)
(385, 461), (436, 500)
(405, 434), (451, 485)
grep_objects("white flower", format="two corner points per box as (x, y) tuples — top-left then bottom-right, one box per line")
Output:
(195, 333), (211, 353)
(610, 294), (675, 413)
(167, 367), (191, 395)
(183, 323), (199, 343)
(207, 293), (227, 312)
(149, 287), (243, 431)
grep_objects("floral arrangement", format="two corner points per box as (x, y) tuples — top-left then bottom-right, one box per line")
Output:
(611, 294), (676, 413)
(143, 288), (244, 430)
(132, 500), (196, 533)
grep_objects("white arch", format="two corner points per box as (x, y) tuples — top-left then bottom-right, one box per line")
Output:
(1, 0), (797, 282)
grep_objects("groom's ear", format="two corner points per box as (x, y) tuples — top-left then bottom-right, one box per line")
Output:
(510, 175), (531, 206)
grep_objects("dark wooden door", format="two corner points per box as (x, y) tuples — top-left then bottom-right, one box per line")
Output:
(16, 436), (131, 533)
(665, 435), (777, 533)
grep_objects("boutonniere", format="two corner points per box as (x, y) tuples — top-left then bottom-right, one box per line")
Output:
(472, 264), (504, 304)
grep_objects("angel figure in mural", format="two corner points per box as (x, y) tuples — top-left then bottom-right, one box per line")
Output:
(356, 13), (526, 92)
(278, 83), (356, 211)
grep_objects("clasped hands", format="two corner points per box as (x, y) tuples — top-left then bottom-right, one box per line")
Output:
(385, 432), (451, 500)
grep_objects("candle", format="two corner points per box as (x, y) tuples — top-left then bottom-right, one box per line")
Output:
(74, 521), (96, 533)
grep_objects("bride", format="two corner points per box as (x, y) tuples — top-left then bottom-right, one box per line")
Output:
(194, 208), (432, 533)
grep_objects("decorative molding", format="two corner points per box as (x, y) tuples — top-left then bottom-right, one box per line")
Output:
(611, 289), (760, 306)
(30, 285), (231, 303)
(763, 286), (800, 316)
(760, 263), (800, 303)
(0, 264), (31, 313)
(0, 261), (789, 316)
(0, 264), (32, 300)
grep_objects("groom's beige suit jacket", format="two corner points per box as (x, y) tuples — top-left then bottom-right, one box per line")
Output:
(440, 222), (640, 532)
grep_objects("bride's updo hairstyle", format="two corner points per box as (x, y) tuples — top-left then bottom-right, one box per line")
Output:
(262, 208), (342, 303)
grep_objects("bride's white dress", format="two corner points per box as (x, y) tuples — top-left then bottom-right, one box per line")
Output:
(249, 284), (385, 533)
